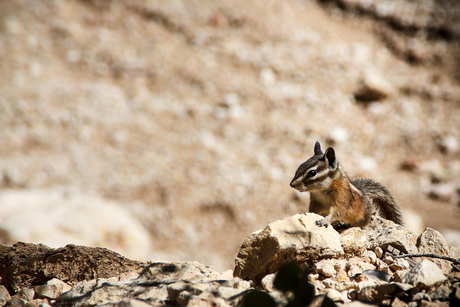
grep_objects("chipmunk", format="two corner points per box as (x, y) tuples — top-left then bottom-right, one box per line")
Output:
(290, 141), (403, 228)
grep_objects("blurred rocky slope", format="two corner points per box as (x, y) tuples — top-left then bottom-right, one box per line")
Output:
(0, 0), (459, 271)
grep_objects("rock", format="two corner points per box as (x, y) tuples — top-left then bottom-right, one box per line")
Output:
(391, 297), (408, 307)
(34, 284), (62, 300)
(100, 298), (154, 307)
(0, 286), (11, 307)
(322, 280), (359, 292)
(323, 289), (343, 302)
(440, 135), (460, 155)
(261, 274), (276, 292)
(33, 278), (72, 300)
(401, 260), (447, 289)
(0, 243), (143, 293)
(393, 269), (410, 283)
(390, 258), (410, 271)
(346, 258), (376, 278)
(314, 259), (347, 277)
(383, 254), (394, 264)
(361, 270), (391, 283)
(12, 288), (34, 302)
(357, 283), (414, 303)
(334, 271), (349, 283)
(340, 227), (367, 255)
(28, 299), (50, 306)
(167, 281), (208, 304)
(56, 261), (244, 307)
(354, 69), (395, 102)
(450, 246), (460, 259)
(416, 228), (452, 274)
(422, 184), (457, 202)
(375, 247), (384, 258)
(363, 217), (418, 254)
(428, 285), (452, 301)
(233, 213), (344, 282)
(363, 251), (377, 264)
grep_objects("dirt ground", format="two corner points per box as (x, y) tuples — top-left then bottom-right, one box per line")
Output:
(0, 0), (459, 272)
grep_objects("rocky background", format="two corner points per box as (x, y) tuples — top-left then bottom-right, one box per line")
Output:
(0, 0), (460, 272)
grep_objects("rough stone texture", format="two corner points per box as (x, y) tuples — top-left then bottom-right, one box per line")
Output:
(1, 0), (460, 273)
(401, 260), (447, 289)
(362, 217), (418, 254)
(354, 68), (395, 102)
(339, 227), (367, 255)
(314, 259), (348, 278)
(416, 228), (452, 274)
(233, 213), (344, 282)
(56, 262), (248, 307)
(357, 283), (414, 303)
(0, 286), (11, 307)
(0, 242), (143, 294)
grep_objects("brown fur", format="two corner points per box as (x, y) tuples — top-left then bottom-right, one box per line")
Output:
(291, 142), (403, 228)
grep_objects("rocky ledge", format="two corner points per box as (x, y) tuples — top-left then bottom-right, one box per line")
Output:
(1, 213), (459, 307)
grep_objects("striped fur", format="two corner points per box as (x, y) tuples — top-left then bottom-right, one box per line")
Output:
(290, 141), (403, 228)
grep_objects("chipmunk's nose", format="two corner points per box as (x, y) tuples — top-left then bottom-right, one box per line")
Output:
(289, 180), (295, 188)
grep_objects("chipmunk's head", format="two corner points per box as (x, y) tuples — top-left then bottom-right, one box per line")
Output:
(290, 141), (340, 192)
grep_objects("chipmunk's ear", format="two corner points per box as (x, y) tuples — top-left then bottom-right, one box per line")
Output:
(324, 147), (337, 169)
(314, 141), (323, 156)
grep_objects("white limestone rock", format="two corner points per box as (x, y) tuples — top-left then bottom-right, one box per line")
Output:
(233, 213), (344, 282)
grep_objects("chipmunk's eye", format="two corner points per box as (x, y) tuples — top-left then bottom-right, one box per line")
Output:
(307, 170), (317, 177)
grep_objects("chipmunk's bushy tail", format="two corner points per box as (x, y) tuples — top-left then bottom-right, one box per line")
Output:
(352, 178), (403, 225)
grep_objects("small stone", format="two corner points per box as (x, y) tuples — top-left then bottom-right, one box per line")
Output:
(177, 291), (193, 306)
(309, 274), (319, 282)
(354, 69), (395, 102)
(33, 284), (62, 300)
(46, 279), (71, 294)
(401, 260), (447, 289)
(364, 251), (377, 264)
(324, 289), (342, 302)
(391, 297), (408, 307)
(428, 286), (451, 301)
(261, 274), (276, 292)
(334, 271), (349, 283)
(355, 274), (369, 282)
(390, 258), (410, 271)
(423, 184), (456, 202)
(441, 135), (459, 154)
(375, 247), (384, 258)
(357, 283), (412, 303)
(393, 269), (410, 283)
(416, 228), (452, 274)
(340, 227), (366, 254)
(361, 270), (391, 283)
(0, 286), (12, 306)
(13, 288), (35, 302)
(313, 280), (326, 292)
(28, 298), (50, 306)
(314, 262), (336, 277)
(315, 259), (347, 278)
(322, 280), (359, 292)
(384, 254), (394, 264)
(216, 286), (245, 300)
(228, 277), (250, 290)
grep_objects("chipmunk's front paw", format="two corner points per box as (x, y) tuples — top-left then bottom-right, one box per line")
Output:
(315, 219), (330, 228)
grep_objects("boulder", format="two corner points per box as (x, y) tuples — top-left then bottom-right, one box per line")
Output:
(401, 260), (447, 290)
(233, 213), (344, 282)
